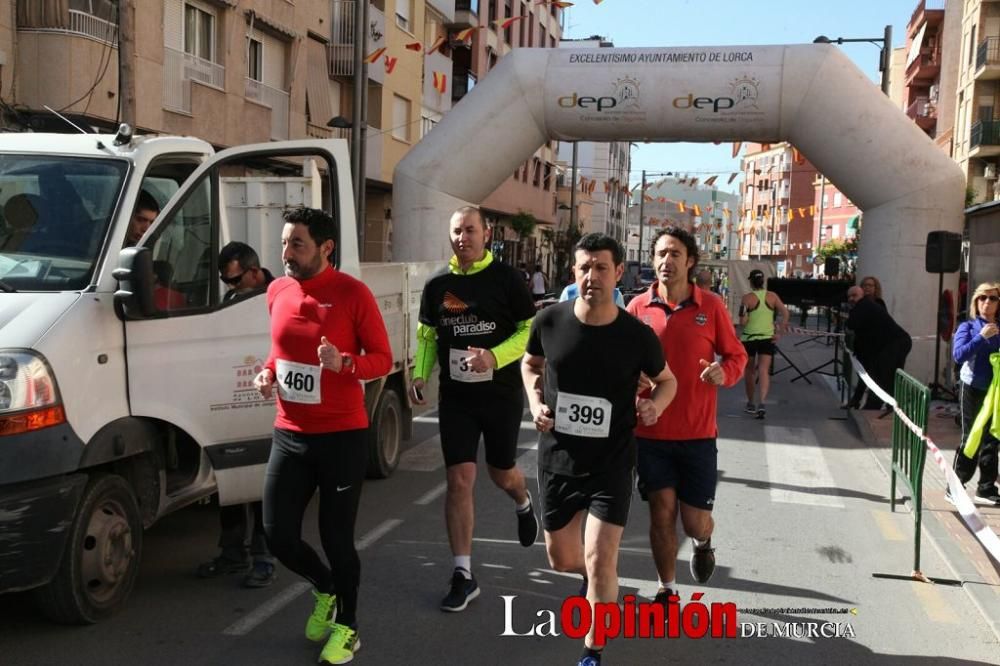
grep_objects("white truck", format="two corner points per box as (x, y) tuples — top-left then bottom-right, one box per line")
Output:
(0, 129), (441, 623)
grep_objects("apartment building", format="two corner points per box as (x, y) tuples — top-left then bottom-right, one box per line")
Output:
(902, 1), (947, 139)
(737, 142), (817, 274)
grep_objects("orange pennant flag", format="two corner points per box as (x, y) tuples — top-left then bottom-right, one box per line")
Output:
(455, 27), (483, 41)
(432, 71), (448, 93)
(693, 204), (702, 217)
(405, 41), (423, 51)
(384, 55), (398, 74)
(798, 207), (806, 218)
(536, 0), (573, 6)
(426, 35), (447, 54)
(809, 205), (816, 216)
(787, 209), (794, 222)
(793, 148), (806, 165)
(690, 178), (699, 187)
(678, 201), (686, 213)
(732, 142), (742, 158)
(728, 172), (738, 184)
(496, 16), (525, 30)
(363, 47), (387, 64)
(704, 175), (718, 187)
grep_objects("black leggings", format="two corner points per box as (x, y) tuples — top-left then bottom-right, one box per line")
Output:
(954, 383), (999, 492)
(263, 427), (368, 626)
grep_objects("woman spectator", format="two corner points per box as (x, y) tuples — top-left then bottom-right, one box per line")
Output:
(950, 282), (1000, 505)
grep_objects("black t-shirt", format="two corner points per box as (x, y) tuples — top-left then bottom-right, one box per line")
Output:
(526, 301), (666, 477)
(419, 257), (537, 396)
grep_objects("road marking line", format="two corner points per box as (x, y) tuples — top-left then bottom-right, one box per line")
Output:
(356, 519), (403, 551)
(398, 434), (443, 471)
(414, 482), (447, 505)
(912, 581), (960, 624)
(222, 582), (312, 636)
(870, 509), (906, 541)
(764, 426), (845, 508)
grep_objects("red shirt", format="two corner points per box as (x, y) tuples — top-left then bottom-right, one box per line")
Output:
(265, 266), (392, 434)
(627, 284), (748, 440)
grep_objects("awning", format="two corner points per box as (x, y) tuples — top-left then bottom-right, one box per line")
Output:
(848, 214), (861, 230)
(306, 37), (335, 126)
(246, 9), (298, 41)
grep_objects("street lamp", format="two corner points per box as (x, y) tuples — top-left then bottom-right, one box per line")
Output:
(814, 25), (893, 96)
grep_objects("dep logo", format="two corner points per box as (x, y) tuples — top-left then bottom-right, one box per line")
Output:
(559, 76), (641, 112)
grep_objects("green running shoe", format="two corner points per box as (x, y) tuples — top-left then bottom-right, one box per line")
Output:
(305, 590), (337, 642)
(319, 623), (360, 664)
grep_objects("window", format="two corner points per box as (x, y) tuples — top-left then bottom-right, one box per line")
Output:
(488, 0), (497, 25)
(248, 38), (262, 81)
(833, 192), (842, 207)
(532, 159), (541, 187)
(504, 0), (513, 43)
(396, 0), (413, 32)
(184, 3), (215, 61)
(150, 176), (213, 311)
(969, 24), (977, 67)
(392, 94), (411, 141)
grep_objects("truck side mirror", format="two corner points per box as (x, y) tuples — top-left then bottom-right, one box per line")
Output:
(113, 247), (156, 319)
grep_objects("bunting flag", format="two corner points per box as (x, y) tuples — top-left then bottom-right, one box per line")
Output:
(384, 55), (398, 74)
(798, 207), (806, 218)
(643, 194), (654, 202)
(728, 172), (739, 184)
(604, 179), (611, 192)
(496, 16), (525, 30)
(432, 71), (448, 93)
(787, 209), (794, 222)
(426, 35), (447, 54)
(593, 0), (605, 4)
(732, 142), (742, 158)
(588, 180), (596, 195)
(704, 175), (718, 187)
(793, 148), (806, 165)
(678, 201), (686, 213)
(405, 41), (423, 51)
(536, 0), (574, 7)
(690, 177), (699, 187)
(455, 26), (484, 42)
(363, 47), (387, 64)
(723, 209), (731, 218)
(693, 204), (702, 217)
(809, 205), (816, 215)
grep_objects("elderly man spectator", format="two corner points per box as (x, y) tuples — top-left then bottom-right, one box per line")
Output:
(846, 286), (911, 410)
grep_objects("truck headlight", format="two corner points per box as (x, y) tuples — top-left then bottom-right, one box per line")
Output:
(0, 351), (65, 435)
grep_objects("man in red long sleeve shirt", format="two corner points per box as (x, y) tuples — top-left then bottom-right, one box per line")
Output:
(253, 207), (392, 665)
(626, 227), (747, 614)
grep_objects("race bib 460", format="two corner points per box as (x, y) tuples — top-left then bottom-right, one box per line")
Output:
(276, 359), (322, 404)
(555, 391), (612, 438)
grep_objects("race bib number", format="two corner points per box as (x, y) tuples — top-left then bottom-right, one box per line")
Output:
(276, 359), (321, 404)
(449, 348), (493, 383)
(555, 392), (612, 438)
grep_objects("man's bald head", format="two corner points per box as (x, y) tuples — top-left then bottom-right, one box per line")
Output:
(847, 286), (864, 304)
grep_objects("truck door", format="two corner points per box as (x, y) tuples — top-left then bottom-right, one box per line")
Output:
(123, 140), (352, 505)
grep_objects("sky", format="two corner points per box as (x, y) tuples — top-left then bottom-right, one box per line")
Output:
(559, 0), (927, 192)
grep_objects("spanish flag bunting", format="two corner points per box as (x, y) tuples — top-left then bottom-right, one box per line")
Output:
(787, 209), (794, 222)
(728, 172), (738, 184)
(798, 207), (806, 218)
(363, 47), (387, 64)
(384, 55), (398, 74)
(704, 175), (718, 187)
(678, 201), (686, 213)
(536, 0), (573, 6)
(690, 177), (699, 187)
(693, 204), (701, 217)
(809, 205), (816, 215)
(426, 35), (447, 54)
(455, 26), (483, 41)
(496, 16), (525, 30)
(793, 148), (806, 165)
(432, 71), (447, 93)
(405, 41), (423, 51)
(731, 142), (742, 158)
(593, 0), (604, 4)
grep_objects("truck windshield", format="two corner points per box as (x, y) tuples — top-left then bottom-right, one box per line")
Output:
(0, 154), (126, 291)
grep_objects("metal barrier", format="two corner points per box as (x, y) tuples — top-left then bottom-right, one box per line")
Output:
(890, 369), (931, 573)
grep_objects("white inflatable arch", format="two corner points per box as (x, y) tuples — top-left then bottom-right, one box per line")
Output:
(393, 45), (965, 382)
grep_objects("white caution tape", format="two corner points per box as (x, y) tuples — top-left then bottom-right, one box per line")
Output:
(850, 353), (1000, 566)
(785, 327), (938, 341)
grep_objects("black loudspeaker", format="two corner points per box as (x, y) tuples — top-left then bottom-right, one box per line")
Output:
(824, 256), (840, 276)
(925, 231), (961, 273)
(767, 278), (853, 308)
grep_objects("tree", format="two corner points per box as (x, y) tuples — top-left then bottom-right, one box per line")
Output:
(509, 211), (537, 239)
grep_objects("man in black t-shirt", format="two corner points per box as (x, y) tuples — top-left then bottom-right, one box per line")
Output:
(522, 234), (677, 666)
(411, 206), (540, 613)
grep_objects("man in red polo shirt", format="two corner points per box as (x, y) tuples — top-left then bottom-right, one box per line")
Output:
(626, 227), (747, 611)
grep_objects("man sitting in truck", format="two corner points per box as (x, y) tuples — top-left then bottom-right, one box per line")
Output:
(194, 242), (278, 588)
(126, 190), (160, 246)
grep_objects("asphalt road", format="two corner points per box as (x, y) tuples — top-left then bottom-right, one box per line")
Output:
(1, 343), (998, 665)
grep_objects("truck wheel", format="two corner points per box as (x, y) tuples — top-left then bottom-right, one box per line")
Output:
(367, 388), (402, 479)
(33, 474), (142, 624)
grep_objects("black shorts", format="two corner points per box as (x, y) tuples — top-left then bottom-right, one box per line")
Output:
(636, 437), (717, 511)
(742, 338), (776, 357)
(538, 465), (635, 531)
(439, 392), (524, 469)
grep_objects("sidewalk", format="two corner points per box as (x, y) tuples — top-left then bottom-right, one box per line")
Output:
(779, 328), (1000, 640)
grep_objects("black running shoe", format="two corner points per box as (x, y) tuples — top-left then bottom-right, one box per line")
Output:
(517, 493), (539, 547)
(974, 488), (1000, 506)
(744, 401), (756, 414)
(650, 588), (675, 631)
(690, 539), (716, 584)
(755, 406), (766, 420)
(440, 568), (480, 612)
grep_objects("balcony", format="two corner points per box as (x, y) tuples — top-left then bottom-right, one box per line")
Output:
(905, 96), (937, 132)
(328, 1), (386, 84)
(975, 37), (1000, 80)
(427, 0), (455, 24)
(163, 46), (225, 115)
(245, 79), (290, 140)
(905, 48), (940, 84)
(423, 50), (454, 114)
(16, 8), (118, 46)
(450, 0), (479, 28)
(970, 120), (1000, 158)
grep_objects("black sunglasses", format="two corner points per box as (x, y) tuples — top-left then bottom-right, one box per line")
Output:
(977, 294), (1000, 303)
(220, 270), (247, 286)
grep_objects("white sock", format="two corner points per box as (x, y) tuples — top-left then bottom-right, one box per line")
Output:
(516, 491), (532, 513)
(454, 556), (472, 577)
(658, 578), (676, 592)
(693, 537), (710, 548)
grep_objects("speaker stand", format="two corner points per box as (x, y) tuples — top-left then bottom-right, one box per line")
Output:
(929, 271), (957, 402)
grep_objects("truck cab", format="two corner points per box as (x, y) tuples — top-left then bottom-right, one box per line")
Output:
(0, 131), (436, 623)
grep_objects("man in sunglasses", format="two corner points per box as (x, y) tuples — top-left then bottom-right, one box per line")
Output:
(194, 241), (277, 588)
(846, 285), (912, 410)
(219, 241), (275, 302)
